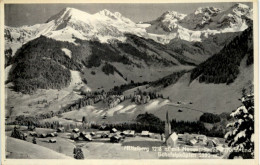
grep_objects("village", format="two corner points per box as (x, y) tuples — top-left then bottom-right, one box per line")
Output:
(6, 110), (230, 159)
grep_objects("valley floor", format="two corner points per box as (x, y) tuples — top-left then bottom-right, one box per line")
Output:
(5, 127), (228, 159)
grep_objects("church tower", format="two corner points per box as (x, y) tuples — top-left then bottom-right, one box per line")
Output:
(165, 111), (171, 141)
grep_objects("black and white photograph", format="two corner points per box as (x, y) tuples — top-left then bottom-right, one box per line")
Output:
(2, 0), (257, 163)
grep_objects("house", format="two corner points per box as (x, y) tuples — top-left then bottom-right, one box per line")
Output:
(48, 133), (55, 137)
(121, 130), (128, 136)
(23, 133), (27, 138)
(73, 128), (80, 133)
(177, 134), (184, 140)
(110, 135), (121, 143)
(188, 138), (197, 146)
(212, 138), (220, 146)
(57, 127), (64, 132)
(197, 135), (207, 143)
(128, 130), (135, 137)
(83, 134), (92, 141)
(216, 145), (225, 155)
(101, 132), (109, 138)
(40, 133), (47, 138)
(30, 132), (37, 137)
(99, 125), (107, 130)
(182, 133), (189, 140)
(110, 128), (117, 133)
(49, 138), (57, 143)
(70, 133), (79, 140)
(166, 132), (178, 147)
(53, 132), (58, 136)
(206, 139), (216, 148)
(90, 132), (95, 136)
(80, 131), (87, 137)
(141, 131), (149, 137)
(149, 133), (154, 138)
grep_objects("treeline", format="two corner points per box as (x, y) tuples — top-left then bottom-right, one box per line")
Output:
(110, 81), (149, 95)
(62, 95), (103, 112)
(199, 113), (221, 123)
(190, 26), (253, 84)
(199, 112), (232, 124)
(150, 70), (188, 87)
(136, 112), (163, 125)
(171, 119), (226, 138)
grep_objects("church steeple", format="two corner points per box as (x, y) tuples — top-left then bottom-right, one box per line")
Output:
(165, 111), (171, 141)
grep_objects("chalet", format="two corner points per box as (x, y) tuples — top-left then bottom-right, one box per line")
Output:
(110, 135), (121, 143)
(49, 138), (57, 143)
(73, 128), (80, 133)
(197, 135), (207, 143)
(128, 130), (135, 137)
(83, 134), (92, 141)
(99, 125), (107, 130)
(23, 133), (27, 138)
(70, 133), (79, 140)
(212, 138), (220, 146)
(206, 139), (216, 148)
(30, 132), (37, 137)
(188, 138), (197, 146)
(141, 131), (149, 137)
(48, 133), (55, 137)
(121, 131), (128, 136)
(80, 131), (87, 137)
(57, 127), (64, 132)
(101, 132), (109, 138)
(39, 133), (47, 138)
(110, 128), (117, 133)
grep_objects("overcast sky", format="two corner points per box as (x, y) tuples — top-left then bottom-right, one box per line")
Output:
(5, 2), (253, 27)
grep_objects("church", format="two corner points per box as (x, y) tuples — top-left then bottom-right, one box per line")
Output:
(165, 111), (178, 147)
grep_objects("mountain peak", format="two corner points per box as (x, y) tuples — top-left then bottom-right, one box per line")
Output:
(46, 7), (91, 23)
(156, 10), (186, 22)
(194, 6), (222, 15)
(228, 3), (252, 18)
(232, 3), (250, 9)
(96, 9), (123, 19)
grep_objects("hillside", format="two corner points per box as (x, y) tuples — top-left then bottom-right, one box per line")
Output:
(166, 31), (241, 63)
(190, 26), (253, 84)
(6, 33), (195, 94)
(6, 136), (72, 159)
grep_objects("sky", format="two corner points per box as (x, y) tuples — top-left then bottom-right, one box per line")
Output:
(5, 2), (253, 27)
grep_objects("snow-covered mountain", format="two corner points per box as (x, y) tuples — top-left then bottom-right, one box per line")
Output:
(5, 7), (149, 55)
(142, 3), (252, 43)
(180, 3), (252, 30)
(5, 3), (252, 56)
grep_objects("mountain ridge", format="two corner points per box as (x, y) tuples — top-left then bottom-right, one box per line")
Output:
(5, 3), (252, 57)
